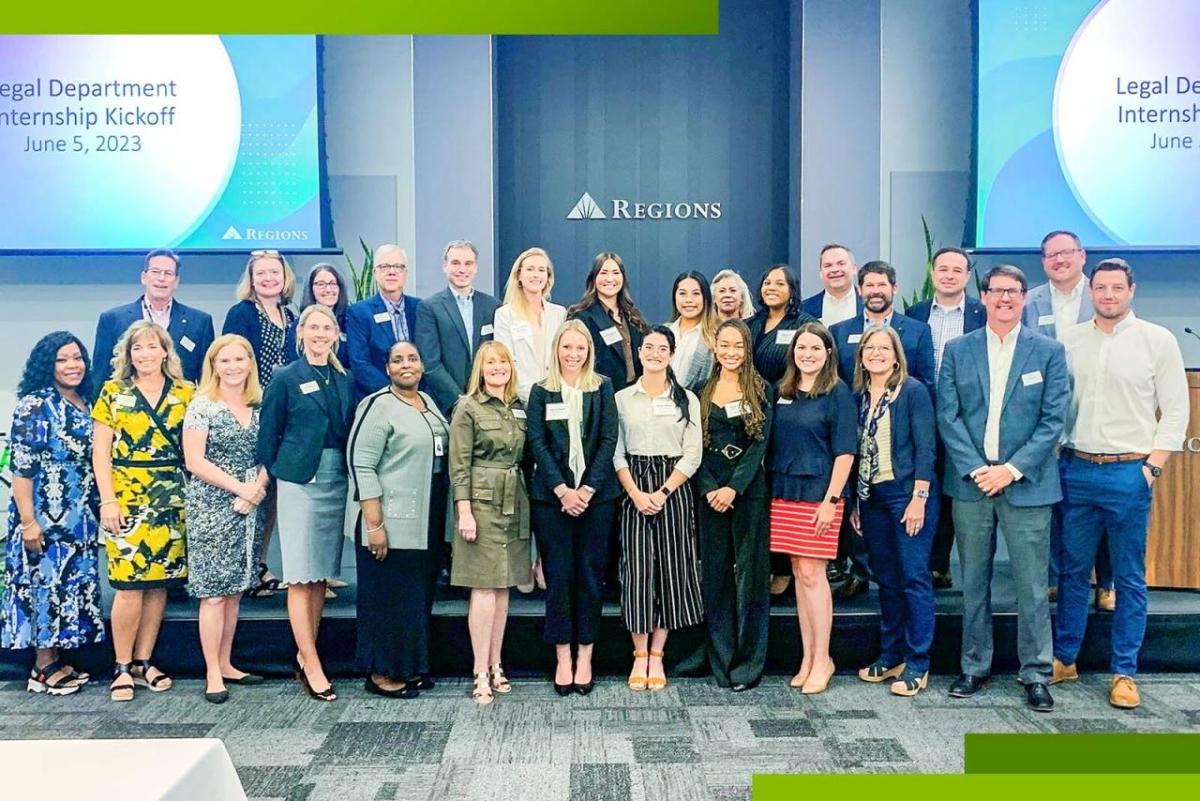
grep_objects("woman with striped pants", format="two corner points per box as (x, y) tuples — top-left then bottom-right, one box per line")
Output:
(613, 326), (704, 691)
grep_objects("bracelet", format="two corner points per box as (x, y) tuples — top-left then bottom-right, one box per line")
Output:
(19, 519), (38, 531)
(365, 522), (385, 534)
(99, 499), (120, 508)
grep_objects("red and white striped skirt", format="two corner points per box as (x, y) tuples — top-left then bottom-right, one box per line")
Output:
(769, 497), (844, 560)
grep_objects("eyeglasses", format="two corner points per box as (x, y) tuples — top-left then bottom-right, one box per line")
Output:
(375, 263), (407, 273)
(862, 344), (894, 353)
(1043, 248), (1081, 260)
(984, 287), (1025, 298)
(312, 280), (339, 290)
(250, 249), (281, 257)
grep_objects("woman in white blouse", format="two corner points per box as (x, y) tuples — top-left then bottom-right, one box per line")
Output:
(666, 271), (718, 393)
(613, 325), (704, 692)
(493, 247), (569, 404)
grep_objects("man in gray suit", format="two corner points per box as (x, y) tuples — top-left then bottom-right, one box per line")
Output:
(1022, 229), (1113, 610)
(414, 240), (502, 414)
(938, 265), (1070, 712)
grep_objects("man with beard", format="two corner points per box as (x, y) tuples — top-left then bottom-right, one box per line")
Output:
(1052, 259), (1188, 710)
(802, 244), (863, 327)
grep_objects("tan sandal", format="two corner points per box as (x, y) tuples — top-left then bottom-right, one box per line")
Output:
(131, 659), (173, 692)
(628, 650), (649, 691)
(647, 649), (668, 691)
(472, 671), (494, 705)
(488, 663), (512, 694)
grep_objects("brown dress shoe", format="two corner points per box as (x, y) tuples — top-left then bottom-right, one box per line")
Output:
(1047, 586), (1058, 602)
(1109, 675), (1139, 709)
(1050, 658), (1078, 684)
(1095, 588), (1116, 612)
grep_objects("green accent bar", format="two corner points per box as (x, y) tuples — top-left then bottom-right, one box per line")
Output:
(2, 1), (719, 34)
(753, 774), (1200, 800)
(965, 733), (1200, 774)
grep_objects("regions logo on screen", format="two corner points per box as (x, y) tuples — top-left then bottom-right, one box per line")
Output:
(221, 225), (311, 242)
(566, 190), (723, 221)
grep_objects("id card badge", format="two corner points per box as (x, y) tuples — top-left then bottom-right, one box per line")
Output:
(847, 333), (862, 344)
(775, 329), (796, 346)
(512, 408), (527, 420)
(1038, 314), (1055, 327)
(481, 324), (495, 336)
(299, 381), (320, 395)
(1021, 370), (1043, 386)
(434, 436), (445, 457)
(724, 401), (744, 418)
(653, 398), (677, 417)
(600, 326), (624, 346)
(373, 311), (391, 324)
(545, 402), (569, 421)
(115, 394), (137, 408)
(179, 335), (196, 352)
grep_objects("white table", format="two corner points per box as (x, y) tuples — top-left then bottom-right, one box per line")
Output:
(0, 738), (246, 800)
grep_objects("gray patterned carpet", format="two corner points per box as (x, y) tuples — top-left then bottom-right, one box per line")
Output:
(2, 672), (1199, 800)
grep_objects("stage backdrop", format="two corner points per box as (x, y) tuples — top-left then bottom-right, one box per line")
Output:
(495, 0), (792, 324)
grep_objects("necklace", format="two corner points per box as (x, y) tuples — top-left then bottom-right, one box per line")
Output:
(311, 363), (332, 385)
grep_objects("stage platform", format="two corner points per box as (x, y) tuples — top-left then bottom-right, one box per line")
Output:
(3, 539), (1198, 680)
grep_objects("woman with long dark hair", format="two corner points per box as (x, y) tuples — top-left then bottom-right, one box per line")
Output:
(566, 252), (650, 394)
(695, 319), (773, 691)
(2, 332), (103, 697)
(300, 263), (351, 333)
(667, 271), (718, 394)
(613, 325), (704, 692)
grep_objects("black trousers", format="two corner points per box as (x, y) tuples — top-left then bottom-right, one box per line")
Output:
(532, 499), (615, 645)
(837, 515), (873, 581)
(929, 493), (956, 575)
(698, 494), (770, 687)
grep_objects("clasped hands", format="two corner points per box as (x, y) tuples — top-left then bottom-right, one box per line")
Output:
(971, 464), (1015, 497)
(231, 481), (267, 515)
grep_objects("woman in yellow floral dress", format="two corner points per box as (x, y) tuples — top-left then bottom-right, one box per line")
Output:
(92, 321), (193, 702)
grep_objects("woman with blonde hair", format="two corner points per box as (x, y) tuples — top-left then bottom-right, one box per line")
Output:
(222, 249), (299, 387)
(525, 320), (619, 695)
(257, 304), (354, 701)
(711, 269), (756, 322)
(448, 341), (531, 704)
(494, 247), (568, 404)
(182, 334), (271, 703)
(92, 321), (193, 701)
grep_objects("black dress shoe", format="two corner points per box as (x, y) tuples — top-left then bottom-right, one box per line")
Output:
(948, 674), (989, 698)
(364, 677), (419, 699)
(554, 681), (576, 697)
(204, 689), (229, 704)
(931, 570), (954, 590)
(731, 676), (762, 693)
(834, 577), (868, 600)
(574, 679), (595, 696)
(410, 675), (436, 691)
(826, 561), (847, 583)
(222, 673), (264, 686)
(1025, 682), (1054, 712)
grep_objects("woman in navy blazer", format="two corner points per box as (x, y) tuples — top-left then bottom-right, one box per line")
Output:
(850, 324), (937, 698)
(525, 320), (619, 696)
(566, 252), (650, 395)
(222, 251), (299, 388)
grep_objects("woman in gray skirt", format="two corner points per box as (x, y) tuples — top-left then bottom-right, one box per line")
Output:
(182, 334), (270, 703)
(257, 305), (354, 702)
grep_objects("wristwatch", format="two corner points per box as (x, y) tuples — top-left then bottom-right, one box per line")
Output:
(659, 485), (674, 497)
(1144, 462), (1162, 478)
(827, 496), (839, 504)
(912, 488), (930, 499)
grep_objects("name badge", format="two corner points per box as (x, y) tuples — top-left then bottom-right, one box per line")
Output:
(653, 398), (677, 417)
(373, 311), (391, 324)
(777, 397), (793, 405)
(600, 326), (623, 346)
(481, 324), (495, 336)
(1038, 314), (1055, 327)
(847, 333), (862, 344)
(340, 332), (348, 342)
(179, 335), (196, 352)
(115, 394), (136, 408)
(1021, 370), (1044, 386)
(724, 401), (744, 418)
(775, 329), (796, 346)
(512, 408), (527, 419)
(165, 395), (179, 405)
(511, 321), (532, 340)
(299, 381), (320, 395)
(545, 402), (569, 421)
(434, 437), (445, 457)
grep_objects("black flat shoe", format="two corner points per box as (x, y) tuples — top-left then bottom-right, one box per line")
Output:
(410, 675), (436, 691)
(1025, 682), (1054, 712)
(948, 674), (989, 698)
(731, 677), (762, 693)
(204, 689), (229, 704)
(364, 677), (418, 699)
(574, 680), (595, 696)
(222, 673), (264, 686)
(554, 682), (576, 697)
(834, 577), (868, 600)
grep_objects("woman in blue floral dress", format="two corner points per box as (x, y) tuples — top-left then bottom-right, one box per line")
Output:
(1, 331), (104, 696)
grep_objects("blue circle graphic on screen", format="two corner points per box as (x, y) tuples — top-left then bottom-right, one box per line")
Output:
(1054, 0), (1200, 247)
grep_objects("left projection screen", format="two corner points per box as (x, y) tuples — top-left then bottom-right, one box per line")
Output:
(0, 35), (323, 251)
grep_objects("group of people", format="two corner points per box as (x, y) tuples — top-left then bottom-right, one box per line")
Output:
(1, 231), (1188, 713)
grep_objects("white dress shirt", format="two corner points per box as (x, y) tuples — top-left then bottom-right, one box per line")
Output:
(1050, 276), (1086, 341)
(613, 379), (703, 478)
(667, 319), (703, 379)
(821, 290), (858, 327)
(983, 323), (1023, 480)
(1062, 312), (1189, 454)
(142, 298), (173, 329)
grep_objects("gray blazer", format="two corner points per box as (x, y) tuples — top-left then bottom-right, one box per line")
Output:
(679, 340), (715, 394)
(414, 287), (502, 414)
(936, 326), (1070, 507)
(1022, 281), (1093, 338)
(346, 389), (448, 550)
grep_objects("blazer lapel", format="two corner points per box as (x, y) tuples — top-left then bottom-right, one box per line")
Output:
(971, 332), (991, 401)
(300, 367), (332, 418)
(442, 291), (471, 353)
(1001, 329), (1036, 410)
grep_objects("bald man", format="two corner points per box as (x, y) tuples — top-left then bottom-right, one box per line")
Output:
(345, 244), (423, 399)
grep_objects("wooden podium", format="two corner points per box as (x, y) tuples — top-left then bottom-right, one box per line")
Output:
(1146, 369), (1200, 589)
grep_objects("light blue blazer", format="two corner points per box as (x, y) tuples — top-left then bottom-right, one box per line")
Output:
(1021, 281), (1093, 338)
(936, 326), (1070, 507)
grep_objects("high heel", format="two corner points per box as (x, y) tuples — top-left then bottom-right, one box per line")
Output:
(789, 664), (813, 689)
(628, 650), (649, 691)
(646, 649), (667, 691)
(802, 661), (836, 695)
(296, 660), (337, 702)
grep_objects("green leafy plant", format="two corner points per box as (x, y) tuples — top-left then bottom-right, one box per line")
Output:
(345, 237), (376, 301)
(901, 216), (937, 312)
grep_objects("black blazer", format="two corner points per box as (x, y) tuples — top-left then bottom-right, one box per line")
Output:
(414, 287), (501, 414)
(747, 308), (818, 385)
(525, 378), (620, 504)
(93, 297), (215, 385)
(567, 302), (646, 394)
(222, 299), (299, 385)
(257, 359), (355, 484)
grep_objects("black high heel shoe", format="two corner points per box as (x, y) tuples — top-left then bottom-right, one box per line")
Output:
(296, 657), (336, 702)
(554, 680), (576, 697)
(574, 679), (595, 696)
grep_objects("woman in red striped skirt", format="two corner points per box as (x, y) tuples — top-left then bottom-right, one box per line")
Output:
(768, 322), (857, 693)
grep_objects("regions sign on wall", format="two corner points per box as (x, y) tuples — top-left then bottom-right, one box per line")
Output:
(566, 192), (723, 221)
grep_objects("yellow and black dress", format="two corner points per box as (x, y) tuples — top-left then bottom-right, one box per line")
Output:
(92, 378), (192, 589)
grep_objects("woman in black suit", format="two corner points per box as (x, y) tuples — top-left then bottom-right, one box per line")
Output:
(257, 304), (354, 702)
(566, 252), (650, 394)
(747, 264), (817, 594)
(525, 320), (619, 696)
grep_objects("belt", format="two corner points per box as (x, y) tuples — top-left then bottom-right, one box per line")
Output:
(1066, 449), (1148, 465)
(706, 444), (745, 461)
(474, 459), (521, 516)
(112, 458), (183, 468)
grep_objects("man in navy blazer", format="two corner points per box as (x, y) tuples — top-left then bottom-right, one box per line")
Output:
(345, 244), (421, 400)
(905, 246), (987, 588)
(414, 240), (502, 414)
(937, 265), (1069, 712)
(93, 249), (214, 387)
(801, 243), (864, 326)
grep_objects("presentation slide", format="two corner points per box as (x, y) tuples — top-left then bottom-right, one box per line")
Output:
(975, 0), (1200, 249)
(0, 35), (323, 251)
